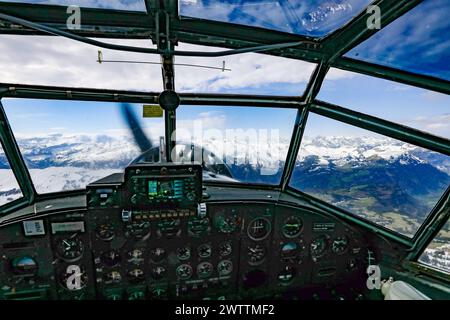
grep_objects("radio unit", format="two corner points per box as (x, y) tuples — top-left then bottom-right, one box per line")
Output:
(124, 163), (202, 208)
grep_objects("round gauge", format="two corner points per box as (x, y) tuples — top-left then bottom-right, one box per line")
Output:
(125, 221), (151, 239)
(277, 265), (296, 285)
(219, 241), (232, 257)
(59, 266), (88, 291)
(96, 223), (115, 241)
(157, 219), (181, 238)
(247, 244), (266, 266)
(104, 270), (122, 284)
(217, 260), (233, 276)
(151, 265), (167, 280)
(282, 216), (303, 238)
(149, 247), (166, 264)
(128, 268), (145, 283)
(55, 236), (84, 262)
(310, 235), (328, 259)
(197, 262), (214, 278)
(176, 246), (191, 261)
(332, 236), (349, 255)
(176, 264), (193, 280)
(188, 217), (211, 237)
(247, 217), (271, 241)
(197, 244), (212, 259)
(128, 291), (145, 300)
(281, 242), (300, 263)
(10, 256), (38, 275)
(100, 250), (121, 268)
(215, 210), (239, 234)
(127, 249), (144, 265)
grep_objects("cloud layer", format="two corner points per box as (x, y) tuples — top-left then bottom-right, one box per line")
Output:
(0, 35), (352, 94)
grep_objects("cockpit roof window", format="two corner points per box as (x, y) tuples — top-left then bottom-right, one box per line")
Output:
(345, 0), (450, 81)
(179, 0), (373, 37)
(175, 43), (317, 95)
(0, 36), (163, 91)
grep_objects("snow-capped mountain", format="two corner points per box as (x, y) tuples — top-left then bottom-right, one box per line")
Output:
(0, 134), (449, 211)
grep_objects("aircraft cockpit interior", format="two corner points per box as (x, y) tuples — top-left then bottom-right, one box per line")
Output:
(0, 0), (448, 303)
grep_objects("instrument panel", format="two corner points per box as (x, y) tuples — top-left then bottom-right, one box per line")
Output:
(0, 164), (368, 300)
(0, 202), (367, 300)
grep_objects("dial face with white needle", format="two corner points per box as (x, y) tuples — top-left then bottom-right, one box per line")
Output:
(55, 236), (84, 262)
(247, 244), (266, 265)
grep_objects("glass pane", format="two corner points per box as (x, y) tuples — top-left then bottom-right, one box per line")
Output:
(3, 98), (165, 194)
(0, 0), (146, 11)
(0, 36), (162, 91)
(318, 69), (450, 139)
(0, 143), (23, 206)
(419, 219), (450, 273)
(289, 113), (450, 237)
(176, 105), (297, 184)
(179, 0), (372, 37)
(345, 0), (450, 81)
(175, 43), (316, 95)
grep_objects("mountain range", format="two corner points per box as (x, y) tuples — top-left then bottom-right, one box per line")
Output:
(0, 133), (449, 237)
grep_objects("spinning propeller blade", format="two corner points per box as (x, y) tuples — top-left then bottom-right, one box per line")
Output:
(120, 103), (153, 154)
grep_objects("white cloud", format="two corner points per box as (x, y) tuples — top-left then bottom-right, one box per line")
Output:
(0, 35), (163, 91)
(405, 113), (450, 139)
(0, 35), (356, 94)
(174, 42), (317, 93)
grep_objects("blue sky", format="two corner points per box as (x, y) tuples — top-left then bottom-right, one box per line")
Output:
(179, 0), (372, 37)
(346, 0), (450, 81)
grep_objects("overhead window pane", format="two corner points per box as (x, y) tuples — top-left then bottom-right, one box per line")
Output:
(345, 0), (450, 81)
(176, 105), (297, 185)
(289, 113), (450, 237)
(0, 36), (162, 91)
(419, 219), (450, 273)
(175, 43), (316, 95)
(3, 98), (165, 194)
(179, 0), (372, 37)
(317, 69), (450, 139)
(0, 0), (146, 11)
(0, 143), (23, 206)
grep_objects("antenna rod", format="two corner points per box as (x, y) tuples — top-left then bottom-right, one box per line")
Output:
(97, 51), (231, 72)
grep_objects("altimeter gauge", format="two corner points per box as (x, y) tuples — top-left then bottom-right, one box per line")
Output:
(247, 244), (266, 265)
(55, 236), (84, 262)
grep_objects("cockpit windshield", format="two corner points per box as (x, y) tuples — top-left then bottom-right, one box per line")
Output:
(0, 0), (449, 304)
